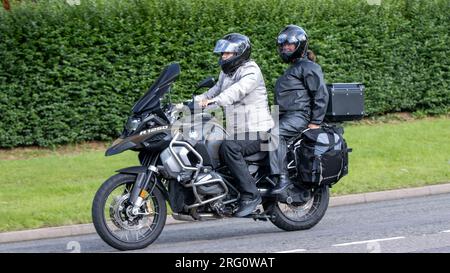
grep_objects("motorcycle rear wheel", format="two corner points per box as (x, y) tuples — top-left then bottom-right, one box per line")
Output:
(264, 185), (329, 231)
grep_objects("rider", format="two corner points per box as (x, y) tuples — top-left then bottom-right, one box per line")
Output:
(195, 33), (274, 217)
(269, 25), (329, 194)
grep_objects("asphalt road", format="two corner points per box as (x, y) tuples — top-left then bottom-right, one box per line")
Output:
(1, 193), (450, 253)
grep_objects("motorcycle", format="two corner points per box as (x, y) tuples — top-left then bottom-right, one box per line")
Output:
(92, 63), (349, 251)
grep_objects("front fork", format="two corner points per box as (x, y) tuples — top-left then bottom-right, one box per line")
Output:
(128, 166), (159, 215)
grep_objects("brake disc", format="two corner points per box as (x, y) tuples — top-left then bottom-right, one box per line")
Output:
(109, 193), (146, 231)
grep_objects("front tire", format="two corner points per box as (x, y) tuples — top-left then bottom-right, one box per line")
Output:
(92, 173), (167, 251)
(264, 185), (329, 231)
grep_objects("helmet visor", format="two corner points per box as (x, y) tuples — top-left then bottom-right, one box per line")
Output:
(277, 33), (306, 54)
(213, 39), (243, 54)
(277, 33), (301, 45)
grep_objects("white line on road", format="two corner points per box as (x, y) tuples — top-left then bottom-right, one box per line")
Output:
(332, 236), (405, 247)
(440, 230), (450, 233)
(276, 249), (307, 253)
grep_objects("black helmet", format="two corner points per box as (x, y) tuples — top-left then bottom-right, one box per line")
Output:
(276, 25), (308, 63)
(213, 33), (251, 75)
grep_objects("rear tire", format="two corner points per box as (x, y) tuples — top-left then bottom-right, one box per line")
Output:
(264, 185), (329, 231)
(92, 173), (167, 251)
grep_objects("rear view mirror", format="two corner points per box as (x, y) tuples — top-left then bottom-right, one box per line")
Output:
(196, 77), (215, 90)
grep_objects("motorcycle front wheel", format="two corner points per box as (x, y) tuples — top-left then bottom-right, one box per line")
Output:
(92, 173), (167, 251)
(264, 185), (329, 231)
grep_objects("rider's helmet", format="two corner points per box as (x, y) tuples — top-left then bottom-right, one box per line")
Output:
(276, 25), (308, 63)
(213, 33), (251, 75)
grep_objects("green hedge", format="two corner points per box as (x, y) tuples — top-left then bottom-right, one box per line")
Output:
(0, 0), (449, 148)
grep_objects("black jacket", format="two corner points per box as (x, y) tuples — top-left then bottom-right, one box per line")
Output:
(274, 58), (328, 125)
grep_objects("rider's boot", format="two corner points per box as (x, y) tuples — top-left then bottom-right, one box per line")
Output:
(270, 174), (293, 195)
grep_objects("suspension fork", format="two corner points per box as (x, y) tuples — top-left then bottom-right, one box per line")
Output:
(116, 154), (162, 215)
(128, 166), (159, 215)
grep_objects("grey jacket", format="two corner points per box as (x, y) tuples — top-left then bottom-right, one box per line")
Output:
(195, 60), (274, 134)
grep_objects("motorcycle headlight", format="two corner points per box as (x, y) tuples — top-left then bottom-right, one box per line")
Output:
(126, 117), (141, 132)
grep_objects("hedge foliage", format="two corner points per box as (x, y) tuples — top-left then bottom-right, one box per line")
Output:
(0, 0), (449, 147)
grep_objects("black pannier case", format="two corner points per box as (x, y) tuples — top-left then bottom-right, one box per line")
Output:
(325, 83), (365, 122)
(291, 126), (349, 187)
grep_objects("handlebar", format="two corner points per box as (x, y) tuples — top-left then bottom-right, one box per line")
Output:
(184, 99), (220, 112)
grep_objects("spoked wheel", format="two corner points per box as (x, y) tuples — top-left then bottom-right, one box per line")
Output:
(264, 185), (329, 231)
(92, 174), (167, 251)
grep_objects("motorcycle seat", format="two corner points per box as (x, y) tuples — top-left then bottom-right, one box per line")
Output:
(244, 151), (267, 162)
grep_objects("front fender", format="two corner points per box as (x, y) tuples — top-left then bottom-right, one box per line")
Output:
(116, 166), (148, 174)
(116, 166), (169, 201)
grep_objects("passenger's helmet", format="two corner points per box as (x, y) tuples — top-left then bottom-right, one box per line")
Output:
(213, 33), (251, 75)
(276, 25), (308, 63)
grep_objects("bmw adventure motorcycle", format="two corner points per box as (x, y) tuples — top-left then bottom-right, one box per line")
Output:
(92, 63), (347, 251)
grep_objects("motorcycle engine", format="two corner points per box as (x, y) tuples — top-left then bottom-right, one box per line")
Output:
(195, 171), (227, 196)
(160, 146), (195, 179)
